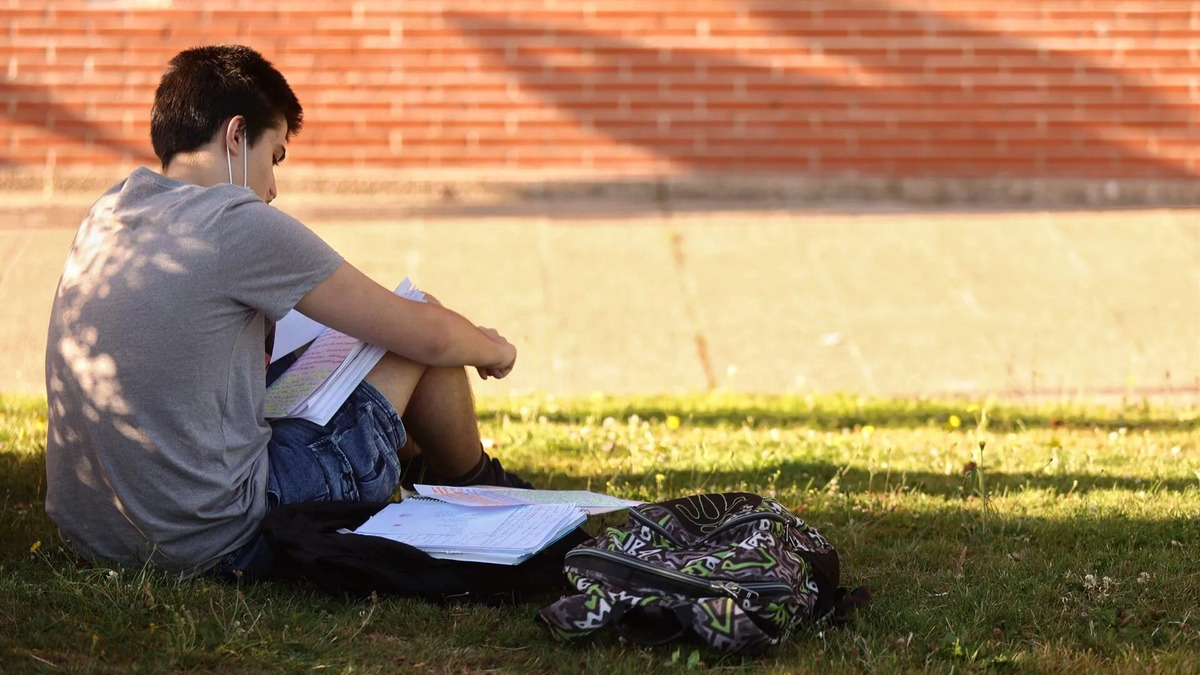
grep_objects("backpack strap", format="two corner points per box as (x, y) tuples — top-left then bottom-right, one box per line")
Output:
(611, 604), (693, 647)
(816, 585), (873, 626)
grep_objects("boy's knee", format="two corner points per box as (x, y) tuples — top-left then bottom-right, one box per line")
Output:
(363, 352), (427, 414)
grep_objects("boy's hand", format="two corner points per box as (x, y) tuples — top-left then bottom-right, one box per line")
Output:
(476, 326), (516, 380)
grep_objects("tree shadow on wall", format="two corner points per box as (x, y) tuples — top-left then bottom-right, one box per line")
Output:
(445, 1), (1196, 180)
(1, 79), (154, 168)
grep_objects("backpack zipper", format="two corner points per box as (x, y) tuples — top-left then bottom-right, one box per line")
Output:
(627, 509), (686, 547)
(629, 508), (795, 549)
(566, 548), (793, 606)
(698, 511), (794, 545)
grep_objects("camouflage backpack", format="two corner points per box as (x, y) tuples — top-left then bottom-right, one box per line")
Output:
(537, 492), (868, 654)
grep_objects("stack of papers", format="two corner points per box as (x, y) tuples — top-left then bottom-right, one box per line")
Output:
(264, 278), (424, 426)
(354, 487), (643, 565)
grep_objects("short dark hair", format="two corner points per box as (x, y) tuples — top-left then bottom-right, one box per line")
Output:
(150, 45), (303, 168)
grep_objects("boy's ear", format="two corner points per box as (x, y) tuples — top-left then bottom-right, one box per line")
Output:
(223, 115), (246, 153)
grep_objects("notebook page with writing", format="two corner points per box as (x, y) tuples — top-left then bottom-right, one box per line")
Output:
(265, 278), (424, 425)
(354, 498), (586, 564)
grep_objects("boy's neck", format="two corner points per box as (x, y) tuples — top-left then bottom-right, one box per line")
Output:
(162, 145), (225, 189)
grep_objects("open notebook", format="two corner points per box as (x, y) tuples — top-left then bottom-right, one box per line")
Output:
(264, 278), (424, 426)
(353, 497), (588, 565)
(353, 487), (642, 565)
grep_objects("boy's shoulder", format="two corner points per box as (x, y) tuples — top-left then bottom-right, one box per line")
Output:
(98, 168), (280, 233)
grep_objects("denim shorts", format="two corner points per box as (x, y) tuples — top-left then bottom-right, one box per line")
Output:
(212, 358), (405, 582)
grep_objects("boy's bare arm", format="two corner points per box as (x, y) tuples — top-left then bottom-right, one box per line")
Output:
(294, 261), (516, 378)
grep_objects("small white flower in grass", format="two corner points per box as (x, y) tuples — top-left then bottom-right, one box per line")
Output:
(1137, 572), (1150, 585)
(1083, 574), (1097, 590)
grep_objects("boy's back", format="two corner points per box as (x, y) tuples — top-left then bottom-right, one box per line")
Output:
(45, 167), (341, 574)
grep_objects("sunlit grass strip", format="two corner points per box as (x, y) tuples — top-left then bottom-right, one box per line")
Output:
(476, 393), (1199, 431)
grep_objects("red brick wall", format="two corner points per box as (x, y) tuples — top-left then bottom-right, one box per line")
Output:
(3, 0), (1197, 179)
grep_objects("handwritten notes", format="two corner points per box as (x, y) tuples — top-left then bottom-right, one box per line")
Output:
(264, 278), (424, 425)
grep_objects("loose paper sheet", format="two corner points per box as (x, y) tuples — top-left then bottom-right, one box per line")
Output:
(414, 484), (643, 515)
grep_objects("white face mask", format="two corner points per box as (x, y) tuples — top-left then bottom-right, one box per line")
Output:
(225, 119), (249, 189)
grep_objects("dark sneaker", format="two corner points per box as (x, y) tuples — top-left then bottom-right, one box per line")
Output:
(398, 454), (432, 492)
(487, 456), (534, 489)
(399, 452), (534, 490)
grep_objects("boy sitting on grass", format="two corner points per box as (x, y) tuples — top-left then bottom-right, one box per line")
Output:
(44, 44), (530, 582)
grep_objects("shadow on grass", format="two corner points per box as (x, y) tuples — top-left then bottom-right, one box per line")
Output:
(0, 450), (49, 559)
(525, 457), (1200, 499)
(478, 397), (1199, 433)
(0, 449), (44, 504)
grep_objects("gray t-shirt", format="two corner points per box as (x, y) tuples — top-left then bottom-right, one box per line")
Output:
(44, 168), (343, 575)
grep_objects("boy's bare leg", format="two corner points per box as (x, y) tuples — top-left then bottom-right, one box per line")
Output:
(363, 351), (481, 478)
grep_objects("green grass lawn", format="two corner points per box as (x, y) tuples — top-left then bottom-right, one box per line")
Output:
(2, 394), (1198, 673)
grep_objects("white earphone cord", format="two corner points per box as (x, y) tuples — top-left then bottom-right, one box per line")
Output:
(225, 120), (248, 188)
